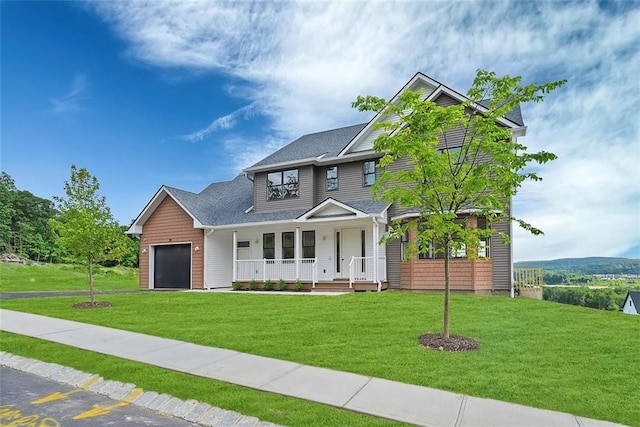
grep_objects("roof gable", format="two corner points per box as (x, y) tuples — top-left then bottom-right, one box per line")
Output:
(627, 291), (640, 311)
(127, 186), (202, 234)
(298, 198), (367, 221)
(339, 73), (526, 156)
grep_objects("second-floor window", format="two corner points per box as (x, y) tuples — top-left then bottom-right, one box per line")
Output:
(326, 166), (338, 191)
(363, 161), (376, 186)
(267, 169), (299, 200)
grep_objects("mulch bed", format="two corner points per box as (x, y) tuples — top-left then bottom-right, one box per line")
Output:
(419, 332), (479, 352)
(73, 301), (113, 309)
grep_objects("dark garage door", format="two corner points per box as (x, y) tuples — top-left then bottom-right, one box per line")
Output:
(154, 244), (191, 289)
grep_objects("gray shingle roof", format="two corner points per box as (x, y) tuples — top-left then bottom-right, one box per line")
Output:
(628, 291), (640, 310)
(165, 174), (253, 226)
(249, 123), (367, 168)
(478, 100), (524, 126)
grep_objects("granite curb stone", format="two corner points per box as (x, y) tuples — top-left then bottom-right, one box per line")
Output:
(0, 352), (282, 427)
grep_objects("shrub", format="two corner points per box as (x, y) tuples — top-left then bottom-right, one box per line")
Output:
(248, 280), (257, 291)
(232, 281), (244, 291)
(264, 280), (273, 291)
(277, 279), (287, 291)
(294, 279), (303, 292)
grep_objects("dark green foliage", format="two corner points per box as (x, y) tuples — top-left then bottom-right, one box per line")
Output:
(277, 278), (286, 291)
(232, 281), (244, 291)
(543, 286), (630, 311)
(0, 172), (58, 260)
(0, 171), (138, 267)
(515, 257), (640, 275)
(248, 279), (257, 291)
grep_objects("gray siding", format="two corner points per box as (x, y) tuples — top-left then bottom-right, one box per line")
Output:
(434, 93), (459, 107)
(254, 165), (315, 213)
(314, 161), (378, 205)
(386, 238), (401, 288)
(491, 218), (512, 290)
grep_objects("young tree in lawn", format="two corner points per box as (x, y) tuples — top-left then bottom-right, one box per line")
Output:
(51, 165), (126, 303)
(353, 70), (565, 340)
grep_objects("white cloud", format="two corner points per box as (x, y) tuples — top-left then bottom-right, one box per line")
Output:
(182, 102), (257, 142)
(50, 73), (89, 113)
(91, 0), (640, 260)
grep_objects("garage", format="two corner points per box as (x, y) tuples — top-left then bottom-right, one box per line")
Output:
(153, 244), (191, 289)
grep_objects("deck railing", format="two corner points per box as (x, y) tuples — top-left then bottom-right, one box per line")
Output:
(236, 258), (317, 285)
(349, 256), (374, 287)
(513, 267), (544, 300)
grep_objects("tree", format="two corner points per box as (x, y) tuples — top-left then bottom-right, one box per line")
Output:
(0, 178), (14, 252)
(51, 165), (126, 303)
(353, 70), (566, 340)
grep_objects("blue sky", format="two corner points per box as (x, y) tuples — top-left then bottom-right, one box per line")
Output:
(1, 0), (638, 261)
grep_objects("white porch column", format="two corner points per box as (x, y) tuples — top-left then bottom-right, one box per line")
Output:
(372, 218), (379, 283)
(295, 227), (300, 280)
(232, 230), (237, 282)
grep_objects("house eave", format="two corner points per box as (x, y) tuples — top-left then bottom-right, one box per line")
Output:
(242, 151), (384, 174)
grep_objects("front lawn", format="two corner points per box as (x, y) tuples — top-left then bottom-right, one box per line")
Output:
(1, 292), (638, 426)
(0, 262), (139, 292)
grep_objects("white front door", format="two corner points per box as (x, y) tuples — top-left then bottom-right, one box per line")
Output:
(337, 228), (363, 279)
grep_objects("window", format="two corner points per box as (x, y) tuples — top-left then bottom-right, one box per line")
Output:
(263, 233), (275, 259)
(267, 169), (299, 200)
(477, 216), (490, 258)
(400, 229), (409, 259)
(237, 241), (250, 248)
(336, 232), (341, 273)
(282, 232), (294, 259)
(326, 166), (338, 191)
(440, 147), (463, 164)
(363, 161), (376, 186)
(302, 231), (315, 258)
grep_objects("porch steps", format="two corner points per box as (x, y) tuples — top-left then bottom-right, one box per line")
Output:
(311, 281), (387, 292)
(312, 281), (354, 292)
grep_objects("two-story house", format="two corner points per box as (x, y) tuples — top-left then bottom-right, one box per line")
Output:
(127, 72), (526, 293)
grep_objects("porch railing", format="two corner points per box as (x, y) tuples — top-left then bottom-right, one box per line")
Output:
(236, 258), (317, 285)
(349, 256), (374, 287)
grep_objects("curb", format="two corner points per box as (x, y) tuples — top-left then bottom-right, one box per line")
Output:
(0, 351), (282, 427)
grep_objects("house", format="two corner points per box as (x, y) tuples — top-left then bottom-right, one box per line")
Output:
(127, 72), (527, 293)
(622, 291), (640, 315)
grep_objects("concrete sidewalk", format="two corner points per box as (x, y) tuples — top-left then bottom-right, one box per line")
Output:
(0, 309), (625, 427)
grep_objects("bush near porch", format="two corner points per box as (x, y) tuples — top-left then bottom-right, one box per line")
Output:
(0, 292), (638, 426)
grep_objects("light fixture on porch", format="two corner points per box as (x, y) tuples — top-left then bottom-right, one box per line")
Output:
(141, 248), (147, 254)
(194, 246), (200, 252)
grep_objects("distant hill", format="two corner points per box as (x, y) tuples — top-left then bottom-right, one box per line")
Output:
(514, 257), (640, 275)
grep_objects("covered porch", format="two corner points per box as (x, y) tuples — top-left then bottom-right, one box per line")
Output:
(225, 200), (389, 291)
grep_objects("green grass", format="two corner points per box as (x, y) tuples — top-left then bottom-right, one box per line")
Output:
(1, 292), (639, 425)
(0, 262), (139, 292)
(0, 332), (401, 427)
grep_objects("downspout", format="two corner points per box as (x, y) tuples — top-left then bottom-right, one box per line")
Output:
(509, 212), (515, 298)
(373, 216), (382, 292)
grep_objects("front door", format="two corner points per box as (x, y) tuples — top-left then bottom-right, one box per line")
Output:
(336, 228), (363, 279)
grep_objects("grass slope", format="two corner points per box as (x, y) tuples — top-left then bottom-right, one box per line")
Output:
(0, 262), (139, 292)
(1, 292), (639, 425)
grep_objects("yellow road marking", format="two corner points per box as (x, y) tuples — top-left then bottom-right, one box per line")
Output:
(72, 402), (129, 420)
(31, 390), (81, 405)
(30, 375), (101, 405)
(71, 387), (144, 420)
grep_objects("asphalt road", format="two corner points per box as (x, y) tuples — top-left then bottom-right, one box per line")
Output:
(0, 366), (198, 426)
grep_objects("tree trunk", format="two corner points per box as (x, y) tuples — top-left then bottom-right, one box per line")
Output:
(443, 240), (450, 339)
(89, 259), (95, 303)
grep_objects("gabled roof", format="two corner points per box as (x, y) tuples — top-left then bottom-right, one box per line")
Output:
(127, 175), (253, 233)
(297, 198), (388, 222)
(248, 123), (366, 169)
(627, 291), (640, 310)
